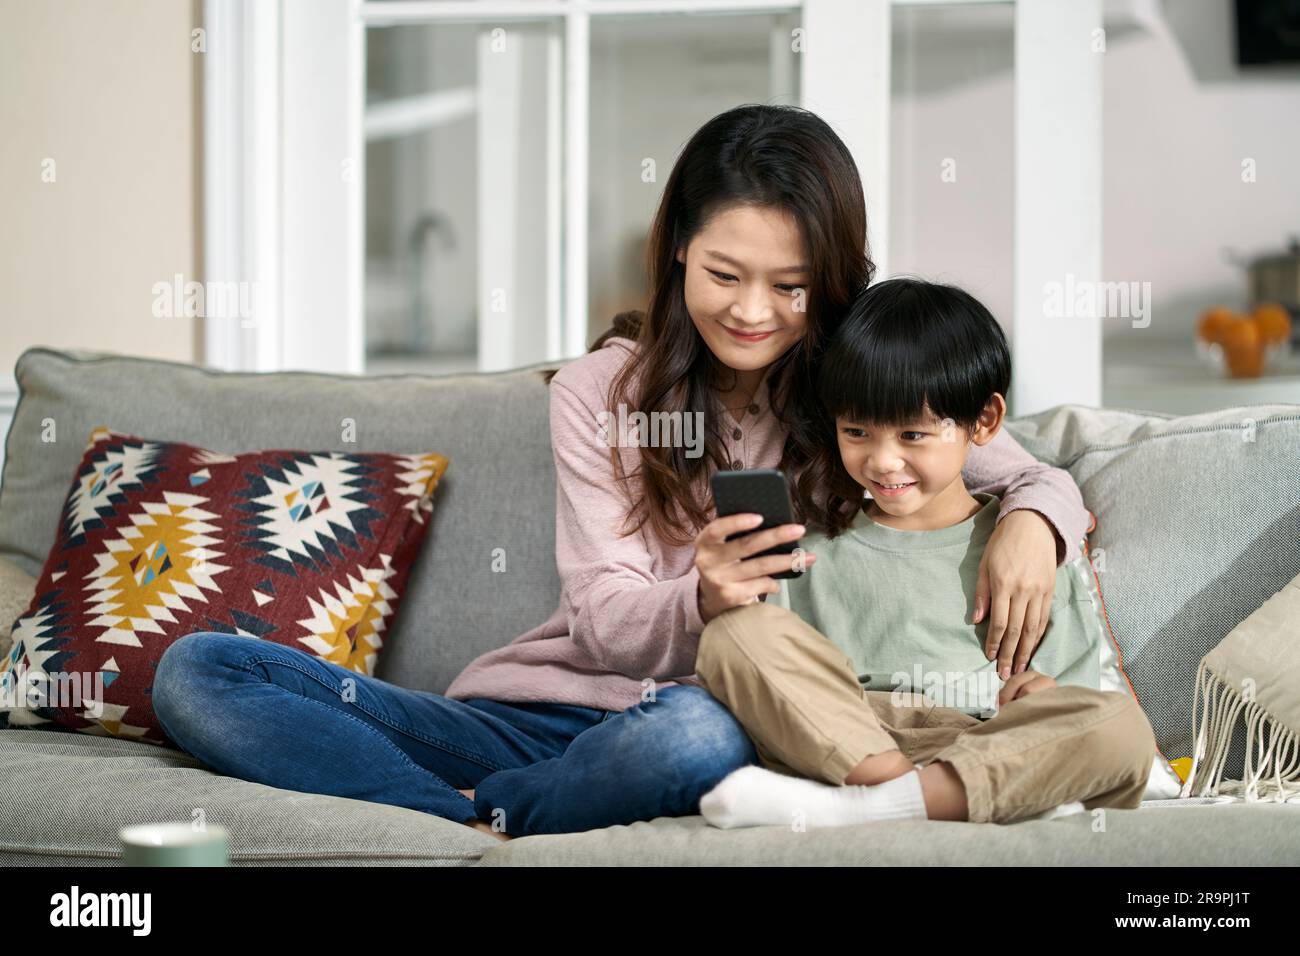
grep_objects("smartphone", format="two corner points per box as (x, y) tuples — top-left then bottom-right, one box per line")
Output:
(709, 468), (805, 579)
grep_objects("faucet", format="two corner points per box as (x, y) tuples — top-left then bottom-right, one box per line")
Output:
(407, 211), (457, 354)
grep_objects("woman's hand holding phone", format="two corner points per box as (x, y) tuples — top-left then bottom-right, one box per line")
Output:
(694, 514), (815, 624)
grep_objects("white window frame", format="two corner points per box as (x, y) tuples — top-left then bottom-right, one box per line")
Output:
(203, 0), (1101, 414)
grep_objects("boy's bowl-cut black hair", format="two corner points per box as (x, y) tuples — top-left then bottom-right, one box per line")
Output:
(817, 276), (1012, 434)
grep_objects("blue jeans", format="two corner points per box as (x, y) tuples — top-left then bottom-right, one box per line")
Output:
(151, 632), (758, 836)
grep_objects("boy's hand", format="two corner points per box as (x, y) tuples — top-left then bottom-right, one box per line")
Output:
(997, 670), (1057, 706)
(974, 509), (1058, 680)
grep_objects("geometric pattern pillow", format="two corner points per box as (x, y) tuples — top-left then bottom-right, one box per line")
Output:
(0, 426), (448, 748)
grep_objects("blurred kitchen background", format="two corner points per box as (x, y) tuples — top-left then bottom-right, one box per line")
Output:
(2, 0), (1299, 477)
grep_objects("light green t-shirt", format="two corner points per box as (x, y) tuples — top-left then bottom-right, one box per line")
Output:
(767, 492), (1101, 716)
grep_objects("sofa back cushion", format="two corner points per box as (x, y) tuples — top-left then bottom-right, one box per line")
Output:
(1005, 403), (1300, 777)
(0, 348), (563, 695)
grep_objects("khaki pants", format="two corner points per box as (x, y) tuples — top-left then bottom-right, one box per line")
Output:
(694, 602), (1156, 824)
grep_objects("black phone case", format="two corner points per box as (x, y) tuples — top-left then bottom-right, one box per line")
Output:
(710, 468), (804, 579)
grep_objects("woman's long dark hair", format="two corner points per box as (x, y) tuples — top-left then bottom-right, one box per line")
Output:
(545, 104), (874, 547)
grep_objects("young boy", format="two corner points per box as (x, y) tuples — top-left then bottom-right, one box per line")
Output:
(694, 277), (1157, 828)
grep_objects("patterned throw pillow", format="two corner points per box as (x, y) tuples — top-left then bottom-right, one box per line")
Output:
(0, 426), (448, 747)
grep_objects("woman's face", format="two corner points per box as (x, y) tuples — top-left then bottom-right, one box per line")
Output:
(675, 204), (811, 378)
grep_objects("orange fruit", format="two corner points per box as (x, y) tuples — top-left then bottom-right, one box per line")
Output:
(1253, 303), (1292, 345)
(1197, 306), (1236, 344)
(1222, 317), (1263, 378)
(1219, 315), (1260, 352)
(1225, 347), (1264, 377)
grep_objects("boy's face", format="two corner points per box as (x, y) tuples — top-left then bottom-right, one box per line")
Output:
(835, 397), (1005, 520)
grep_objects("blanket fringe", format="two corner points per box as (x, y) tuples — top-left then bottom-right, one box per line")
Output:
(1182, 659), (1300, 802)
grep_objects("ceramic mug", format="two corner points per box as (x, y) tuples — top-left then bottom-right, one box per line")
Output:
(119, 822), (230, 866)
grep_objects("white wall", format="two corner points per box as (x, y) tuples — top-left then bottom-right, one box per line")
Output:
(0, 0), (201, 477)
(0, 0), (202, 370)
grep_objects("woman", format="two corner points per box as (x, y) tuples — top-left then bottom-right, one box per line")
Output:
(152, 104), (1088, 840)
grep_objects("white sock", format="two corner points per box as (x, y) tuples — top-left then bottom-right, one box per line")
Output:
(700, 764), (929, 829)
(1028, 801), (1087, 821)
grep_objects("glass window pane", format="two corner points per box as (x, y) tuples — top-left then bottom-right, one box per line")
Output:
(1101, 5), (1300, 411)
(364, 20), (560, 374)
(587, 12), (801, 346)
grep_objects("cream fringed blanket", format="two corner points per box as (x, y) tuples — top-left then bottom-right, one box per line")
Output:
(1182, 570), (1300, 802)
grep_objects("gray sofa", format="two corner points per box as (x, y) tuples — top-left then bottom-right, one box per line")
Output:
(1, 346), (1298, 866)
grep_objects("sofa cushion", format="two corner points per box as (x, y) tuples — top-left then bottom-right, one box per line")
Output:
(0, 424), (446, 746)
(1074, 530), (1184, 798)
(0, 556), (35, 662)
(1004, 403), (1300, 781)
(0, 347), (563, 697)
(0, 727), (497, 865)
(473, 804), (1300, 865)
